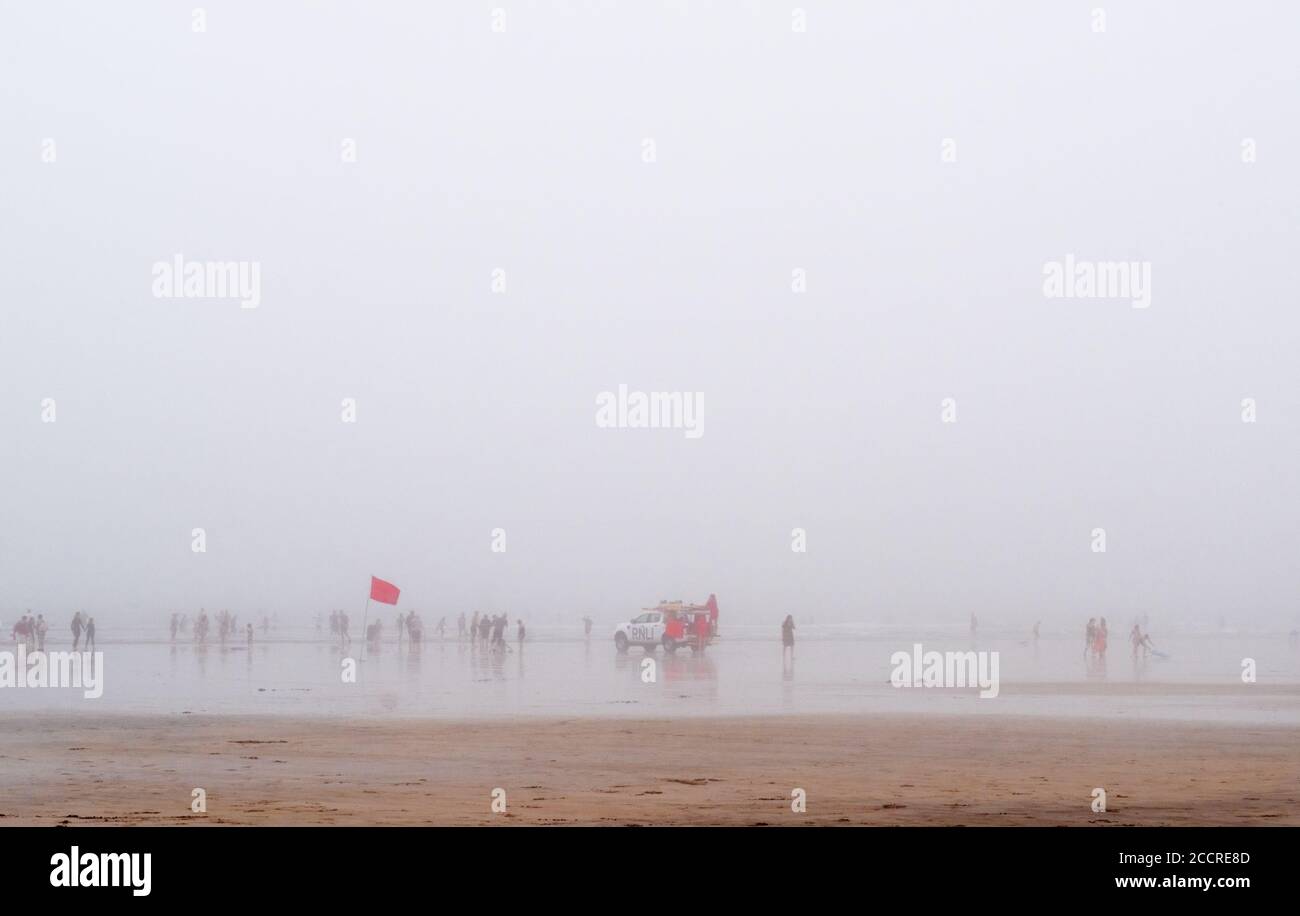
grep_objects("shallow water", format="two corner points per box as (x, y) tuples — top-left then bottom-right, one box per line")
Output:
(4, 624), (1299, 725)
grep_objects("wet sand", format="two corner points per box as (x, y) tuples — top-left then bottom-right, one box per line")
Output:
(2, 712), (1296, 825)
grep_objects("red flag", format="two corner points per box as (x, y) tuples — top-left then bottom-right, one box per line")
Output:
(369, 576), (400, 605)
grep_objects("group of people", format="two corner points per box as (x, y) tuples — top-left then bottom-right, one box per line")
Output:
(10, 612), (49, 651)
(328, 609), (351, 645)
(361, 612), (595, 650)
(1085, 617), (1109, 659)
(9, 611), (94, 651)
(393, 610), (440, 645)
(1084, 617), (1157, 662)
(70, 612), (96, 650)
(455, 612), (524, 650)
(365, 610), (527, 652)
(313, 609), (530, 652)
(169, 610), (262, 646)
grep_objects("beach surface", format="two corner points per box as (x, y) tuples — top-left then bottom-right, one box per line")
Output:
(2, 712), (1296, 826)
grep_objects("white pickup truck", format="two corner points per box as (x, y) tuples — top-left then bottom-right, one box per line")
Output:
(613, 596), (717, 653)
(613, 611), (667, 653)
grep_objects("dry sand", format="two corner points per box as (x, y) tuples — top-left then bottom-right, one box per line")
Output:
(1, 713), (1296, 826)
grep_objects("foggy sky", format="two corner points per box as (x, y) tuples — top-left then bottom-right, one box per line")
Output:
(2, 1), (1297, 627)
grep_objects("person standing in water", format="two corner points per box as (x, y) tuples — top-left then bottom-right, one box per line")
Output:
(781, 615), (795, 657)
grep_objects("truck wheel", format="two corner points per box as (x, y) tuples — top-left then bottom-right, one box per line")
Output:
(662, 636), (677, 653)
(615, 632), (629, 653)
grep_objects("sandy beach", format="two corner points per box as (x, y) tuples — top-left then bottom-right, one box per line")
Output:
(2, 712), (1295, 826)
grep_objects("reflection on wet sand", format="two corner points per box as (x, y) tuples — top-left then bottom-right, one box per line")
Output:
(9, 633), (1296, 726)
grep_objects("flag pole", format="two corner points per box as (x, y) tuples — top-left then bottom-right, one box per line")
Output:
(359, 596), (371, 663)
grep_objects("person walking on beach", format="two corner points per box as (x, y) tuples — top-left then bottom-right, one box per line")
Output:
(71, 612), (84, 651)
(84, 617), (96, 652)
(170, 613), (179, 642)
(781, 614), (795, 658)
(583, 616), (593, 640)
(517, 619), (526, 646)
(1085, 618), (1097, 659)
(395, 612), (404, 647)
(12, 615), (29, 649)
(458, 613), (467, 639)
(35, 614), (47, 651)
(1031, 621), (1040, 644)
(470, 612), (480, 645)
(246, 623), (254, 646)
(1094, 617), (1108, 659)
(436, 617), (446, 640)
